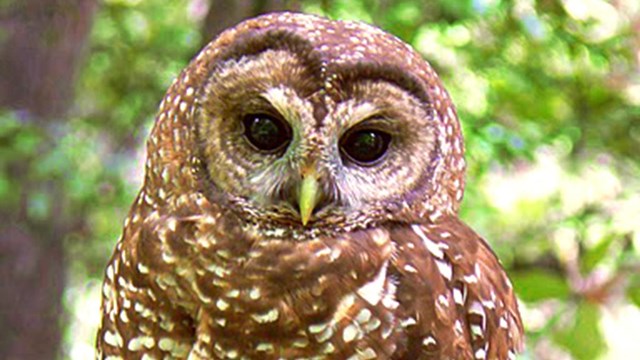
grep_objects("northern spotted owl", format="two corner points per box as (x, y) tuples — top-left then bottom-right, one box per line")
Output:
(97, 12), (523, 360)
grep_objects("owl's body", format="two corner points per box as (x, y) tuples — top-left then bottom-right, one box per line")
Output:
(97, 12), (523, 359)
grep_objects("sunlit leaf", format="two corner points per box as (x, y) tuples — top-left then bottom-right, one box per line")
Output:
(554, 302), (607, 360)
(511, 270), (571, 303)
(627, 275), (640, 309)
(580, 234), (616, 274)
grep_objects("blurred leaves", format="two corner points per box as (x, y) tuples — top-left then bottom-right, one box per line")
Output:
(511, 270), (571, 303)
(78, 0), (199, 139)
(580, 234), (616, 274)
(628, 276), (640, 308)
(554, 302), (607, 360)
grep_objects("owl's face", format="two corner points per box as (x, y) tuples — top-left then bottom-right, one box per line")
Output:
(191, 16), (464, 231)
(146, 13), (465, 234)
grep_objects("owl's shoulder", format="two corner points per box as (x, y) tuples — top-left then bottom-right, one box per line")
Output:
(387, 216), (524, 359)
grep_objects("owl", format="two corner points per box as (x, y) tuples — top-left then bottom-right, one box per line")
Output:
(96, 12), (523, 360)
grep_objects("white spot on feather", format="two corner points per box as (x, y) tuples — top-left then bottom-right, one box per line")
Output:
(342, 324), (360, 343)
(127, 336), (155, 351)
(453, 287), (464, 305)
(463, 274), (478, 283)
(412, 224), (447, 259)
(475, 348), (487, 359)
(435, 259), (453, 281)
(251, 308), (279, 323)
(357, 260), (388, 305)
(216, 298), (230, 311)
(423, 336), (437, 347)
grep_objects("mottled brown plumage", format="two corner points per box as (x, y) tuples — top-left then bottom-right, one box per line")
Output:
(96, 12), (523, 360)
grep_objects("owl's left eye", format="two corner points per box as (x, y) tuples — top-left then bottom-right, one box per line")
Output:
(242, 113), (292, 152)
(340, 128), (392, 165)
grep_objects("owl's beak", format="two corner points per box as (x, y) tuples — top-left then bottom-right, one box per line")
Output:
(298, 172), (321, 226)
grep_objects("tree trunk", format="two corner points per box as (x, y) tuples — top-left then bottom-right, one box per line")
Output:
(0, 1), (97, 359)
(201, 0), (299, 45)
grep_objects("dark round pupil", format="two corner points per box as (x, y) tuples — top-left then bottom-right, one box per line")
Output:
(341, 129), (391, 164)
(243, 114), (290, 151)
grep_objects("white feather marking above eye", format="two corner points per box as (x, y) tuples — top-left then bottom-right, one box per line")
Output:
(261, 86), (304, 126)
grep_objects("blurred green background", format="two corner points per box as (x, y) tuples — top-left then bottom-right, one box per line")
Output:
(1, 0), (639, 359)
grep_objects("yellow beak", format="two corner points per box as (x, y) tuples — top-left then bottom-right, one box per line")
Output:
(298, 173), (321, 226)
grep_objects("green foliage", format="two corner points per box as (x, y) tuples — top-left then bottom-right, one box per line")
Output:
(628, 275), (640, 308)
(580, 233), (616, 274)
(511, 270), (571, 303)
(79, 0), (199, 137)
(554, 302), (608, 360)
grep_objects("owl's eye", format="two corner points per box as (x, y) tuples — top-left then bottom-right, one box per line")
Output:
(340, 128), (391, 165)
(242, 113), (291, 152)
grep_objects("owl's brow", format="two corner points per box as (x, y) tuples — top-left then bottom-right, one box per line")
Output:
(213, 26), (429, 99)
(332, 62), (429, 104)
(213, 29), (324, 76)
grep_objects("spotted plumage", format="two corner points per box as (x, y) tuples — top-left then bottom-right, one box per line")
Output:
(97, 12), (523, 359)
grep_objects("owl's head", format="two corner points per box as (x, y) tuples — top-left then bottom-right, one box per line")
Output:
(144, 13), (466, 234)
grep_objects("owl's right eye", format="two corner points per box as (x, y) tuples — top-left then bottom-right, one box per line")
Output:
(242, 113), (292, 152)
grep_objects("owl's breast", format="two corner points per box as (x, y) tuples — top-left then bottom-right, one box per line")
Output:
(159, 212), (402, 358)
